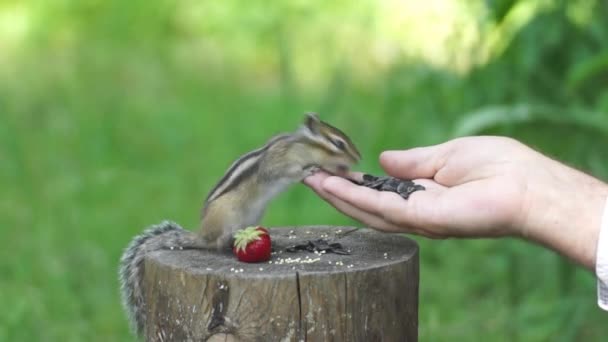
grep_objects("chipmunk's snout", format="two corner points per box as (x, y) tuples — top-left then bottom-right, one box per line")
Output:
(322, 163), (350, 176)
(336, 164), (349, 174)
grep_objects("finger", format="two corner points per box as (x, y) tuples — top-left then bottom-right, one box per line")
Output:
(379, 143), (451, 180)
(323, 191), (446, 238)
(303, 171), (331, 188)
(320, 192), (405, 233)
(346, 171), (365, 182)
(308, 175), (447, 238)
(321, 176), (444, 230)
(304, 174), (404, 232)
(305, 174), (409, 232)
(306, 170), (446, 194)
(304, 170), (361, 188)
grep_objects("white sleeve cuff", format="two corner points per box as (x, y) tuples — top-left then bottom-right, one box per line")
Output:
(597, 195), (608, 311)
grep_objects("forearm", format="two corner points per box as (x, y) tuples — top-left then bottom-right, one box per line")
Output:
(519, 154), (608, 270)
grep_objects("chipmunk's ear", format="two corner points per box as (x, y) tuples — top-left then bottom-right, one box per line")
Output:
(303, 113), (321, 134)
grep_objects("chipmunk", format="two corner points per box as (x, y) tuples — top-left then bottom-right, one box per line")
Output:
(119, 113), (361, 336)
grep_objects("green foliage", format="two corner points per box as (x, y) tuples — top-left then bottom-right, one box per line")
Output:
(1, 0), (607, 341)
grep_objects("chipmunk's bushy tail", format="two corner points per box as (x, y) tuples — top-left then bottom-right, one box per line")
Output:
(119, 221), (205, 336)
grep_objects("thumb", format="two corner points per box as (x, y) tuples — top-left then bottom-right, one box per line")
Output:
(379, 144), (447, 180)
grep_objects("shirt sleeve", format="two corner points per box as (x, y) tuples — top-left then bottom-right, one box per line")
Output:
(597, 195), (608, 311)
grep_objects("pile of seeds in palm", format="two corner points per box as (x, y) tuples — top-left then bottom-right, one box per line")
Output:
(350, 174), (425, 200)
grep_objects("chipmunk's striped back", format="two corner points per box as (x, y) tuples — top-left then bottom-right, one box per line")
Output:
(203, 134), (291, 207)
(203, 114), (361, 209)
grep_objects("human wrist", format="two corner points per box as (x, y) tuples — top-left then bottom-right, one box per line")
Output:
(519, 156), (608, 269)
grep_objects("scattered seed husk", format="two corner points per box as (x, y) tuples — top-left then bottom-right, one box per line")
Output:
(285, 239), (351, 255)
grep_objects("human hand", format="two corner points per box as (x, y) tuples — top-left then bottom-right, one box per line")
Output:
(304, 136), (608, 268)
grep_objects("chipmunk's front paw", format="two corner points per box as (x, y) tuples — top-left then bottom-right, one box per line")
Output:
(302, 165), (321, 178)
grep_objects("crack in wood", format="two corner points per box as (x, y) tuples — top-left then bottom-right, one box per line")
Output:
(208, 281), (229, 332)
(295, 271), (306, 342)
(343, 273), (348, 340)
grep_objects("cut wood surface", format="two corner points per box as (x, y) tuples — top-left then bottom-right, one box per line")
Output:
(143, 226), (419, 342)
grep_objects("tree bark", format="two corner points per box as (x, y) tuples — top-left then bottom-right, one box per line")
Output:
(143, 226), (419, 341)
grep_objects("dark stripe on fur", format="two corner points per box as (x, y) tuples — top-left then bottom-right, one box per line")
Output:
(203, 134), (291, 206)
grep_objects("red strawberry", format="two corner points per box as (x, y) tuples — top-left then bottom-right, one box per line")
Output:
(233, 226), (272, 263)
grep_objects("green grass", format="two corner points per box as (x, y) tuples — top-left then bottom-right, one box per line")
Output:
(2, 1), (608, 341)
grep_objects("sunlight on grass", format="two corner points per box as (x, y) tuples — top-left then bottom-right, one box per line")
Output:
(0, 1), (536, 85)
(376, 0), (484, 73)
(567, 0), (597, 27)
(481, 0), (553, 62)
(0, 3), (30, 65)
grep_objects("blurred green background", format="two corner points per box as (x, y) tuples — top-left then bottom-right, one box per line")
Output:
(1, 0), (608, 340)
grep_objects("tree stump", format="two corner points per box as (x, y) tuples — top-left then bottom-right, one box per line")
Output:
(143, 226), (419, 341)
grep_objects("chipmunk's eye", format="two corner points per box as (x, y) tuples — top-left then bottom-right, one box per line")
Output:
(331, 139), (346, 150)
